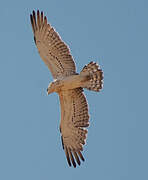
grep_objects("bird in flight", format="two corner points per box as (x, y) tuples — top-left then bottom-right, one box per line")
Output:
(30, 10), (103, 168)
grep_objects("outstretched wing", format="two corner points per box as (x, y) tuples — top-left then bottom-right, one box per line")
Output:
(59, 88), (89, 167)
(30, 10), (76, 79)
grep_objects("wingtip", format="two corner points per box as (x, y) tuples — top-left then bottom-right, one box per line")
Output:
(68, 148), (77, 168)
(78, 151), (85, 162)
(73, 164), (76, 168)
(30, 14), (33, 22)
(44, 16), (47, 21)
(73, 151), (81, 166)
(32, 10), (35, 15)
(65, 147), (72, 167)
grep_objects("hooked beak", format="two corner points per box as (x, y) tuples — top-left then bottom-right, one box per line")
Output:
(47, 88), (50, 95)
(47, 87), (53, 95)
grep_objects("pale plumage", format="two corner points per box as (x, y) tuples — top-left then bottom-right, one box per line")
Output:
(30, 10), (76, 79)
(30, 10), (103, 167)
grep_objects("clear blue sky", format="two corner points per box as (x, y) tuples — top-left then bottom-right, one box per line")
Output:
(0, 0), (148, 179)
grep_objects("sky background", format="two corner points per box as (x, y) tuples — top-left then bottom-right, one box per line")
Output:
(0, 0), (148, 179)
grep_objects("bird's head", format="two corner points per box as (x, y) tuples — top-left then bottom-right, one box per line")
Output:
(47, 80), (61, 95)
(47, 82), (56, 95)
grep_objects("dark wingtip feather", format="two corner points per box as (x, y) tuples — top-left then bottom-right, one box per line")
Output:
(44, 16), (47, 21)
(30, 14), (33, 24)
(61, 136), (64, 150)
(34, 36), (36, 44)
(69, 150), (76, 168)
(30, 14), (35, 34)
(78, 151), (85, 161)
(65, 147), (71, 167)
(33, 10), (35, 16)
(73, 151), (81, 166)
(32, 10), (36, 24)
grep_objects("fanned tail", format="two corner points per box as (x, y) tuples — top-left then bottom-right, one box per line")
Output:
(80, 61), (103, 92)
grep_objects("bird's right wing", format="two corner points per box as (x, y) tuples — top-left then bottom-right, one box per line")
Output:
(30, 10), (76, 79)
(59, 88), (89, 167)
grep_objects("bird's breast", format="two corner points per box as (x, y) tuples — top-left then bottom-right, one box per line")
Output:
(58, 74), (87, 91)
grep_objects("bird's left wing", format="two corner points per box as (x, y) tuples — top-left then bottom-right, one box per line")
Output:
(30, 10), (76, 79)
(59, 88), (89, 167)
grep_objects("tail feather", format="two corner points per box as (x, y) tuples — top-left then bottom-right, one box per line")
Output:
(80, 61), (103, 92)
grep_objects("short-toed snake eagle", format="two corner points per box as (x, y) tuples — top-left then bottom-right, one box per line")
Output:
(30, 10), (103, 167)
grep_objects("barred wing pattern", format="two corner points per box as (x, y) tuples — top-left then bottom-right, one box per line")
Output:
(59, 88), (89, 167)
(30, 10), (76, 79)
